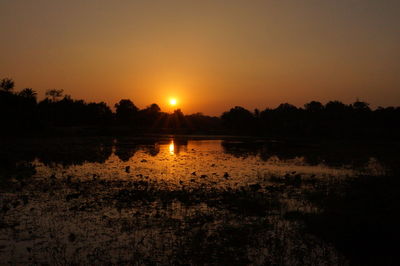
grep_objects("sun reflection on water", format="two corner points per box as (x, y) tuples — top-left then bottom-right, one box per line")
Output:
(169, 140), (175, 155)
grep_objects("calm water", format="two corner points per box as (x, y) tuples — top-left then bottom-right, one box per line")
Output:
(31, 138), (386, 179)
(0, 137), (396, 265)
(35, 139), (371, 185)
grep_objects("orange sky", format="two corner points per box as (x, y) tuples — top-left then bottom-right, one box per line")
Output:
(1, 0), (399, 115)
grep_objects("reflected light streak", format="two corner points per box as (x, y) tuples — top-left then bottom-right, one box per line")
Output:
(169, 141), (175, 155)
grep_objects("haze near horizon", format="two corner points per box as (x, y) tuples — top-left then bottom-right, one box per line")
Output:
(1, 0), (399, 115)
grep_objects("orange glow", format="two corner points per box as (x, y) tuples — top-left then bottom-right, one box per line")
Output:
(1, 1), (399, 115)
(169, 141), (175, 155)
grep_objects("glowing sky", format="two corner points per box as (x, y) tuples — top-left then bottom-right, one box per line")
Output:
(1, 0), (399, 115)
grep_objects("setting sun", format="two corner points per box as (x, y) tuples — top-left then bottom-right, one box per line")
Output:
(1, 1), (400, 264)
(169, 98), (177, 106)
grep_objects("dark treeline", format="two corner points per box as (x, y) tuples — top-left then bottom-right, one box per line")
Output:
(0, 78), (221, 135)
(222, 102), (400, 139)
(1, 78), (399, 139)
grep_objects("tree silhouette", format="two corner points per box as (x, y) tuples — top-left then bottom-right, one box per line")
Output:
(221, 106), (255, 133)
(275, 103), (298, 112)
(115, 99), (139, 125)
(147, 103), (161, 113)
(19, 88), (37, 100)
(45, 89), (64, 102)
(137, 103), (162, 128)
(170, 109), (186, 129)
(0, 78), (14, 92)
(304, 101), (323, 112)
(1, 78), (399, 139)
(325, 101), (348, 112)
(353, 100), (370, 112)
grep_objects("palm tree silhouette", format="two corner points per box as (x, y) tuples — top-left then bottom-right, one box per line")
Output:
(0, 78), (15, 92)
(19, 88), (37, 99)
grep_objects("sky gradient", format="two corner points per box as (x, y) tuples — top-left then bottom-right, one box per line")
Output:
(1, 0), (399, 115)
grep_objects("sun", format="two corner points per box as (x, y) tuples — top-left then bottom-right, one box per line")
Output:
(169, 98), (177, 106)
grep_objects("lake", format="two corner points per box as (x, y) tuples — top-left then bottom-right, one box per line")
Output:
(0, 137), (399, 265)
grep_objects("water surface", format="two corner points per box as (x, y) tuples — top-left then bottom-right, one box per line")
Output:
(0, 137), (396, 265)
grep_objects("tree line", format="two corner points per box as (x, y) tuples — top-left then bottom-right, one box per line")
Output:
(1, 78), (399, 138)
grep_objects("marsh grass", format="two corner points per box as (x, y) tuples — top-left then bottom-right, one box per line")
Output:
(0, 137), (398, 265)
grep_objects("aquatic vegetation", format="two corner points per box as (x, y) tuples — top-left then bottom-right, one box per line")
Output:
(0, 137), (398, 264)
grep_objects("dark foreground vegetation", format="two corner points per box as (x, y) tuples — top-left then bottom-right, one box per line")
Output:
(301, 173), (400, 265)
(1, 78), (399, 138)
(0, 137), (399, 264)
